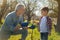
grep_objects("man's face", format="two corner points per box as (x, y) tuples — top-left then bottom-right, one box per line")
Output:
(17, 6), (25, 16)
(41, 10), (48, 16)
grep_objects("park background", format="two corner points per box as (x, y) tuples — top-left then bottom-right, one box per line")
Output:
(0, 0), (60, 40)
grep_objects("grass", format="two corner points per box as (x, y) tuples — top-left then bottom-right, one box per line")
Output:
(9, 28), (40, 40)
(9, 26), (60, 40)
(1, 19), (60, 40)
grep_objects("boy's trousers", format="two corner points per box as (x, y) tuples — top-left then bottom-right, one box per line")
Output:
(40, 32), (48, 40)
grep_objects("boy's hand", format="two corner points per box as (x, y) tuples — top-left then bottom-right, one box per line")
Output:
(38, 29), (40, 32)
(48, 32), (51, 36)
(37, 28), (40, 32)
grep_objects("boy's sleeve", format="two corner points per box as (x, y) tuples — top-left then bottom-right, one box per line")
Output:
(37, 18), (41, 32)
(47, 17), (52, 32)
(38, 16), (43, 31)
(49, 18), (52, 29)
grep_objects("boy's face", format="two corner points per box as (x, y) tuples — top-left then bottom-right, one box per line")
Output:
(41, 10), (48, 16)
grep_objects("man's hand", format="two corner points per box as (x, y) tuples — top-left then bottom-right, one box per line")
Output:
(14, 26), (21, 31)
(23, 27), (29, 29)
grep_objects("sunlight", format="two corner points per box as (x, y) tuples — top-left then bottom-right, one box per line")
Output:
(0, 0), (3, 4)
(0, 0), (50, 16)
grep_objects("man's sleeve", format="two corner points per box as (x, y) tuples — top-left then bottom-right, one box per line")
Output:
(5, 15), (15, 32)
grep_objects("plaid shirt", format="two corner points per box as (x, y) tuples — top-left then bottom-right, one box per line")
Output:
(46, 16), (52, 30)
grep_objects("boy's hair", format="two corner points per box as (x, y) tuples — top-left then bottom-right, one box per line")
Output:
(41, 7), (49, 12)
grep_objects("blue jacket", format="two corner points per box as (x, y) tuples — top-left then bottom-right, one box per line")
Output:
(1, 11), (24, 32)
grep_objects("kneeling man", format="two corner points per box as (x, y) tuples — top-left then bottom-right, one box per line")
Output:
(0, 3), (28, 40)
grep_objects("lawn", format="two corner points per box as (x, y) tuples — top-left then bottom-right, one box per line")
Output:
(9, 26), (60, 40)
(1, 19), (60, 40)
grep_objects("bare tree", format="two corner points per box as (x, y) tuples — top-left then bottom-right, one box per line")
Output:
(48, 0), (58, 18)
(0, 0), (17, 24)
(0, 0), (8, 24)
(56, 0), (60, 32)
(18, 0), (40, 22)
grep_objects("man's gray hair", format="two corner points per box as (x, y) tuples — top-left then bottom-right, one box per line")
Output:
(15, 3), (24, 11)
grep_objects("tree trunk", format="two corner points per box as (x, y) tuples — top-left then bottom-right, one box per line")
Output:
(56, 0), (60, 32)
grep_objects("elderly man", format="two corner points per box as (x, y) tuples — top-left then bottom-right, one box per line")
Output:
(0, 3), (28, 40)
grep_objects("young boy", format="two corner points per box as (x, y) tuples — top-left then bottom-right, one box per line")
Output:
(38, 7), (52, 40)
